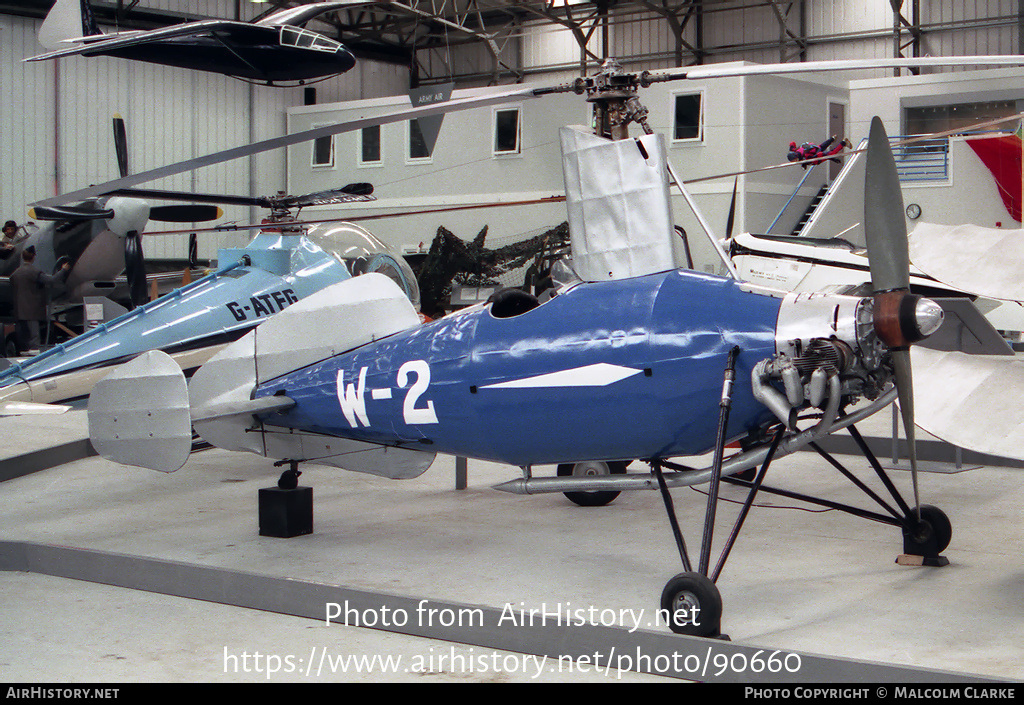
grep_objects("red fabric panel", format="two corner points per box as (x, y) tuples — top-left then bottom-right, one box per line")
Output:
(966, 135), (1022, 223)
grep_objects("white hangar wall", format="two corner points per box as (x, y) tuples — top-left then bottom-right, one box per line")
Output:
(286, 85), (591, 259)
(0, 4), (408, 262)
(284, 69), (847, 275)
(287, 62), (1021, 275)
(849, 67), (1024, 231)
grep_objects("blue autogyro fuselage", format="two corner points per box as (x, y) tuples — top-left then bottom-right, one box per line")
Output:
(255, 269), (890, 468)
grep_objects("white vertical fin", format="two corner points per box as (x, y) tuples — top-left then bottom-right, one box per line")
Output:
(88, 350), (192, 473)
(39, 0), (95, 50)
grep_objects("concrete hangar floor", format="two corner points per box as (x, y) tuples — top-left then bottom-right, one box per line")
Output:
(0, 408), (1021, 683)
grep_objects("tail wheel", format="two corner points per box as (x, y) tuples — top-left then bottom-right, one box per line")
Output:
(905, 504), (952, 555)
(556, 460), (628, 507)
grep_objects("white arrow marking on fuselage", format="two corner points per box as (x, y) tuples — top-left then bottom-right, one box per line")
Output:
(480, 363), (643, 390)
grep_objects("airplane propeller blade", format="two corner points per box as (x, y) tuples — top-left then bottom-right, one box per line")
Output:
(28, 205), (113, 221)
(863, 117), (909, 294)
(725, 177), (738, 240)
(113, 114), (129, 179)
(892, 348), (920, 515)
(149, 205), (224, 223)
(862, 116), (943, 519)
(124, 230), (147, 309)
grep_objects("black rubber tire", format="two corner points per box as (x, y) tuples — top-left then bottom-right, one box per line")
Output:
(556, 460), (628, 507)
(909, 504), (952, 554)
(660, 572), (723, 637)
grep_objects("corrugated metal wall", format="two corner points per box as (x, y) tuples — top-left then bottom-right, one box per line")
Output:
(0, 3), (409, 262)
(511, 1), (1020, 78)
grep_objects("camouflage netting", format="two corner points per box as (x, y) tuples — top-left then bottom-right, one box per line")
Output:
(415, 221), (570, 318)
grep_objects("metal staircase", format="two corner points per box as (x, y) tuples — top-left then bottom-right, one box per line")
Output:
(791, 183), (830, 235)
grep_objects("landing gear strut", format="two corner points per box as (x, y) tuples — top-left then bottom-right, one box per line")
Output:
(276, 460), (301, 489)
(651, 350), (951, 638)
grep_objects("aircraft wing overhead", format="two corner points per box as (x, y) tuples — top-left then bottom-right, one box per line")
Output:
(912, 347), (1024, 462)
(909, 222), (1024, 302)
(25, 20), (253, 62)
(256, 1), (373, 26)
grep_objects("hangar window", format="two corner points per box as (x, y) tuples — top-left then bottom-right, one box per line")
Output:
(360, 125), (381, 166)
(311, 129), (334, 168)
(408, 119), (432, 162)
(493, 107), (521, 155)
(673, 92), (703, 142)
(904, 100), (1019, 136)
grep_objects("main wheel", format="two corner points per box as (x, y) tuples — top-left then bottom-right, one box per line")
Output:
(556, 460), (628, 507)
(660, 572), (723, 637)
(905, 504), (952, 554)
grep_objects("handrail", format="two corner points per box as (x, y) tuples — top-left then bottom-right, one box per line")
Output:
(766, 162), (817, 234)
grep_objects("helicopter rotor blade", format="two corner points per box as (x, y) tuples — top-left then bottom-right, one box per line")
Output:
(32, 85), (544, 209)
(109, 183), (375, 211)
(33, 54), (1024, 212)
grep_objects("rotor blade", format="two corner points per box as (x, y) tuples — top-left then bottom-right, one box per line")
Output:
(892, 348), (920, 517)
(32, 85), (544, 208)
(338, 182), (373, 196)
(682, 55), (1024, 80)
(113, 114), (129, 178)
(110, 182), (374, 210)
(110, 187), (268, 208)
(149, 204), (224, 223)
(863, 116), (909, 293)
(276, 185), (376, 208)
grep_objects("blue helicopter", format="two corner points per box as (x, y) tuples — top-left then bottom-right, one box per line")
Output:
(86, 59), (951, 639)
(0, 183), (419, 409)
(26, 0), (358, 84)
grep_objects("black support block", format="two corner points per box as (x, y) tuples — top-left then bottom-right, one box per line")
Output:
(258, 486), (313, 538)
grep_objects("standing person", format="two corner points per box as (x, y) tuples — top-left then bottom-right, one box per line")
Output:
(11, 246), (70, 353)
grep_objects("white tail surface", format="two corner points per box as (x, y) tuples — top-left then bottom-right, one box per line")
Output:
(188, 273), (435, 478)
(39, 0), (91, 49)
(88, 350), (192, 473)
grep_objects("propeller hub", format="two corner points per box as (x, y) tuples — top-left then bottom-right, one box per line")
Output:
(873, 290), (944, 348)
